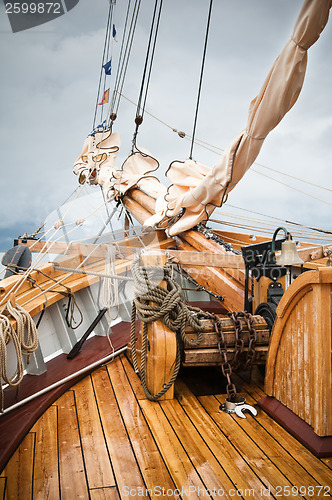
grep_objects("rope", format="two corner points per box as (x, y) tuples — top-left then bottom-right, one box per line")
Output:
(0, 301), (38, 412)
(100, 248), (120, 319)
(93, 2), (113, 129)
(111, 0), (142, 118)
(131, 0), (163, 150)
(189, 0), (213, 160)
(130, 256), (204, 400)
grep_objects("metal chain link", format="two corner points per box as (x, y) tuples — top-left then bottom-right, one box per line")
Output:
(243, 312), (257, 369)
(208, 312), (237, 401)
(228, 311), (244, 370)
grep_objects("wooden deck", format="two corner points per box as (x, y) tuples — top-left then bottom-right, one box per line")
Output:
(1, 355), (331, 499)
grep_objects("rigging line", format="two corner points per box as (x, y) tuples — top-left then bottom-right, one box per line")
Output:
(111, 0), (132, 115)
(93, 204), (119, 244)
(0, 189), (104, 307)
(142, 0), (163, 115)
(216, 210), (330, 237)
(20, 237), (124, 309)
(100, 5), (114, 127)
(209, 219), (332, 242)
(115, 91), (331, 194)
(223, 203), (332, 236)
(92, 3), (112, 130)
(136, 0), (159, 115)
(250, 168), (332, 207)
(253, 162), (332, 193)
(189, 0), (213, 160)
(136, 0), (163, 118)
(99, 187), (116, 238)
(114, 0), (142, 116)
(119, 199), (146, 249)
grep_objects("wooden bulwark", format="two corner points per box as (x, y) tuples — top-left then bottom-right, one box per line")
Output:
(265, 267), (332, 437)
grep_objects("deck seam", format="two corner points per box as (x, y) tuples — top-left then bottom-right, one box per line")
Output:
(176, 384), (275, 498)
(118, 355), (178, 496)
(197, 394), (279, 499)
(236, 380), (332, 488)
(174, 389), (261, 495)
(30, 431), (36, 500)
(55, 404), (61, 500)
(90, 366), (119, 494)
(106, 359), (149, 495)
(71, 388), (92, 499)
(212, 394), (324, 500)
(157, 395), (241, 497)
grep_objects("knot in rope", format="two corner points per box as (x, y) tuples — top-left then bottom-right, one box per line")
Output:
(131, 257), (203, 346)
(130, 255), (204, 401)
(54, 218), (64, 230)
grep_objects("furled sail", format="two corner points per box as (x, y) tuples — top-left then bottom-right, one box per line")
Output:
(165, 0), (331, 236)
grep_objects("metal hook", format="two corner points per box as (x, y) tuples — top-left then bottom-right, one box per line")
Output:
(234, 404), (258, 419)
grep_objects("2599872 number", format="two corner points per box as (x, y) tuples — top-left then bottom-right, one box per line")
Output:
(275, 485), (331, 497)
(5, 3), (61, 14)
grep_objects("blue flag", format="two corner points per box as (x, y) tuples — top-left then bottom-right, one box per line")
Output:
(112, 24), (117, 39)
(103, 58), (112, 76)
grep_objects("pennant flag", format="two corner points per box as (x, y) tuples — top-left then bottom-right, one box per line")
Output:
(91, 120), (107, 136)
(112, 24), (117, 40)
(98, 89), (109, 105)
(103, 58), (112, 76)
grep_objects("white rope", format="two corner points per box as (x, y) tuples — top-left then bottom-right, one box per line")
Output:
(0, 301), (38, 412)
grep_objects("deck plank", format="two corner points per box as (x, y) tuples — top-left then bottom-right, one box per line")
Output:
(121, 354), (147, 400)
(0, 478), (5, 500)
(90, 486), (120, 500)
(107, 356), (176, 494)
(32, 405), (60, 500)
(158, 397), (245, 498)
(216, 394), (327, 498)
(57, 391), (89, 500)
(91, 365), (147, 496)
(175, 379), (271, 496)
(2, 433), (35, 500)
(72, 376), (116, 489)
(139, 398), (209, 499)
(199, 394), (304, 499)
(237, 379), (332, 487)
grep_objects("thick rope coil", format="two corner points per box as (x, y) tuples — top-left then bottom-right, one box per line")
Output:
(0, 301), (38, 412)
(130, 256), (204, 401)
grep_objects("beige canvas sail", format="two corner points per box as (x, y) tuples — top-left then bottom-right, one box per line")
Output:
(165, 0), (331, 236)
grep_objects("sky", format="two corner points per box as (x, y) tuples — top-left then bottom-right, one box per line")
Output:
(0, 0), (331, 252)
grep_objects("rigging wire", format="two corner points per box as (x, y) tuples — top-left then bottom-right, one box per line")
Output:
(132, 0), (163, 149)
(250, 169), (332, 207)
(189, 0), (213, 160)
(110, 0), (132, 117)
(136, 0), (163, 119)
(111, 0), (142, 118)
(92, 3), (113, 130)
(219, 204), (332, 235)
(116, 91), (331, 196)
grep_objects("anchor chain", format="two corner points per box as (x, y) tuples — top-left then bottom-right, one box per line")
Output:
(228, 311), (257, 370)
(196, 224), (241, 255)
(243, 312), (257, 369)
(208, 313), (237, 402)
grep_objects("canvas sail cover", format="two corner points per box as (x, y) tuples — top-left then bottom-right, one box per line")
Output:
(165, 0), (331, 236)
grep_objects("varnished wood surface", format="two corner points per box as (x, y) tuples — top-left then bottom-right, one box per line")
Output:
(1, 356), (331, 499)
(265, 267), (332, 437)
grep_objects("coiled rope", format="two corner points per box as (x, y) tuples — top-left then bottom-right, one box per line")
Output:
(0, 301), (38, 412)
(130, 256), (204, 400)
